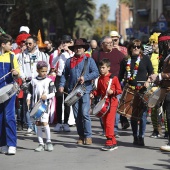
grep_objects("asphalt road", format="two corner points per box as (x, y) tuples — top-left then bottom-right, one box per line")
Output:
(0, 115), (170, 170)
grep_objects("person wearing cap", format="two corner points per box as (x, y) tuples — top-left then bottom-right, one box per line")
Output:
(150, 30), (170, 151)
(19, 26), (30, 34)
(109, 31), (130, 133)
(52, 35), (74, 132)
(13, 33), (31, 131)
(18, 35), (50, 136)
(59, 39), (99, 145)
(147, 32), (163, 138)
(109, 31), (128, 56)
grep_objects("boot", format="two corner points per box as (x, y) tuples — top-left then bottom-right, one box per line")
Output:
(138, 137), (145, 146)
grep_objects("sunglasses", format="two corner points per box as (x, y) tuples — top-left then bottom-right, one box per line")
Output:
(132, 45), (141, 49)
(113, 39), (118, 42)
(62, 41), (70, 44)
(25, 42), (32, 46)
(150, 41), (156, 44)
(21, 40), (26, 43)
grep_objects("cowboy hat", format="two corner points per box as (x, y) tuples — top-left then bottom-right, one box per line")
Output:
(68, 39), (89, 51)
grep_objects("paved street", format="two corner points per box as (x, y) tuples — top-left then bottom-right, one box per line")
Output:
(0, 115), (170, 170)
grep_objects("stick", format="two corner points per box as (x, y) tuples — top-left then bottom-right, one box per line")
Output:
(0, 72), (11, 81)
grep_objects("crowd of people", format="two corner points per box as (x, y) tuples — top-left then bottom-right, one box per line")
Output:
(0, 25), (170, 155)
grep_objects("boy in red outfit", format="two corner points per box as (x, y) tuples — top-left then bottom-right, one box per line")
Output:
(90, 58), (122, 151)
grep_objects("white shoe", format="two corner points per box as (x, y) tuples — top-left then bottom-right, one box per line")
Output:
(53, 123), (63, 132)
(160, 144), (170, 151)
(0, 146), (8, 154)
(24, 128), (34, 136)
(8, 146), (16, 155)
(63, 124), (70, 132)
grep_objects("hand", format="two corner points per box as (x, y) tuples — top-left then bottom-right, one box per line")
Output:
(41, 94), (47, 101)
(107, 89), (114, 95)
(149, 74), (158, 82)
(144, 81), (150, 88)
(26, 99), (30, 107)
(11, 69), (19, 76)
(59, 87), (64, 93)
(90, 93), (94, 98)
(113, 45), (120, 50)
(78, 76), (85, 84)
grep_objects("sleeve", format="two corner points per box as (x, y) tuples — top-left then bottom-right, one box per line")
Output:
(27, 81), (33, 100)
(59, 59), (70, 88)
(13, 54), (20, 75)
(84, 58), (99, 81)
(46, 81), (56, 99)
(118, 58), (126, 82)
(17, 53), (25, 79)
(146, 56), (153, 76)
(110, 76), (122, 96)
(92, 77), (101, 96)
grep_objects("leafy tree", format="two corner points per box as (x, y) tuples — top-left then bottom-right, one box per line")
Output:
(99, 4), (110, 36)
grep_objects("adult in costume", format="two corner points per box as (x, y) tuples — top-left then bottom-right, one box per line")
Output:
(59, 39), (99, 145)
(119, 39), (153, 146)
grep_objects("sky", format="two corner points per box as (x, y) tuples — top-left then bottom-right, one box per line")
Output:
(94, 0), (118, 21)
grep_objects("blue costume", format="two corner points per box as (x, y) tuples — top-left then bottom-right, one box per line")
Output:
(0, 52), (19, 148)
(60, 56), (99, 138)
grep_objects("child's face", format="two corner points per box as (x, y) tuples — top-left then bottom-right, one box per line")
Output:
(2, 42), (12, 52)
(37, 67), (48, 78)
(99, 64), (110, 75)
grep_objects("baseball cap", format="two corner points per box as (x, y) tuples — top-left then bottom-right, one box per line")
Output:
(19, 26), (30, 34)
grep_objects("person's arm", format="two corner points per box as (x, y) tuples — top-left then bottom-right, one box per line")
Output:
(83, 58), (99, 81)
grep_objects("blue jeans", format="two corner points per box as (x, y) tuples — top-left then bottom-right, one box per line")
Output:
(131, 107), (147, 138)
(72, 93), (92, 138)
(114, 94), (122, 133)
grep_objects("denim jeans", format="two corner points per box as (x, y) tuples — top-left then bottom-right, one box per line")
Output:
(114, 94), (122, 133)
(72, 93), (92, 138)
(131, 107), (147, 138)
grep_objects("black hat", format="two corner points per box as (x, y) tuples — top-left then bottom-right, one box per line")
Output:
(68, 39), (89, 51)
(61, 35), (72, 42)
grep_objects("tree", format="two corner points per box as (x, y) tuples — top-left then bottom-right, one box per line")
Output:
(99, 4), (110, 36)
(119, 0), (132, 6)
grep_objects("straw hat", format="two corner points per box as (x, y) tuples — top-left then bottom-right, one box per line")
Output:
(37, 30), (47, 48)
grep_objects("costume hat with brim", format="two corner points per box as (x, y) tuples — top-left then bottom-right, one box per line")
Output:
(37, 30), (47, 48)
(68, 39), (89, 51)
(61, 35), (72, 42)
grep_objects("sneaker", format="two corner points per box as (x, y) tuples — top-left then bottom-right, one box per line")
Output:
(45, 142), (54, 152)
(101, 144), (118, 151)
(0, 145), (8, 154)
(53, 123), (63, 132)
(77, 137), (84, 145)
(84, 138), (92, 145)
(8, 146), (16, 155)
(63, 124), (70, 132)
(24, 128), (34, 136)
(164, 131), (169, 139)
(150, 131), (161, 138)
(35, 144), (44, 152)
(114, 133), (120, 138)
(122, 122), (130, 129)
(160, 143), (170, 151)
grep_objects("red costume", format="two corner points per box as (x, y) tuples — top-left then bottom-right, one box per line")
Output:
(92, 73), (122, 146)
